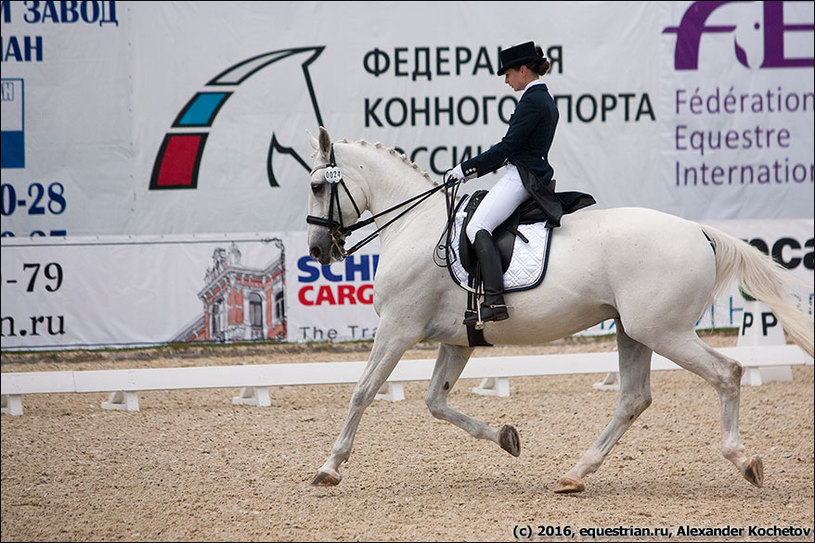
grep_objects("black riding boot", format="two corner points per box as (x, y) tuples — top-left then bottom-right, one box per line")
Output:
(463, 230), (509, 326)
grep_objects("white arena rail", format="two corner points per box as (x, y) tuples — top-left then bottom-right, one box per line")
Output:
(2, 345), (811, 416)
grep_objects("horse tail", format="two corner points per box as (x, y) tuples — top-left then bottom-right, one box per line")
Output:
(700, 224), (814, 358)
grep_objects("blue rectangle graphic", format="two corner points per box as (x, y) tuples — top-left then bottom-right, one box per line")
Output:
(1, 78), (25, 169)
(1, 131), (25, 169)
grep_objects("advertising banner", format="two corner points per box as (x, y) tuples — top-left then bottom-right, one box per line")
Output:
(0, 231), (385, 350)
(1, 234), (289, 350)
(656, 1), (815, 220)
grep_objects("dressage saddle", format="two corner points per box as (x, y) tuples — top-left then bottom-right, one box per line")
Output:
(458, 190), (549, 278)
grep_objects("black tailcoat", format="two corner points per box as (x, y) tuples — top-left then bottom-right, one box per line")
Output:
(460, 83), (595, 226)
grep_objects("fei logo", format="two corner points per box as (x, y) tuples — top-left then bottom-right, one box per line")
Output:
(149, 46), (325, 190)
(663, 1), (814, 70)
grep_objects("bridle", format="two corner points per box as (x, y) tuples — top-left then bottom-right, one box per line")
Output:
(306, 144), (460, 259)
(305, 145), (362, 257)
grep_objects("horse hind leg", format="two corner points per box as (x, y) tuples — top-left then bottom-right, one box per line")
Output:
(649, 333), (762, 488)
(424, 344), (520, 457)
(555, 324), (653, 494)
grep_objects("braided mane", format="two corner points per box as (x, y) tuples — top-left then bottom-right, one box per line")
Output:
(345, 138), (440, 187)
(309, 135), (441, 187)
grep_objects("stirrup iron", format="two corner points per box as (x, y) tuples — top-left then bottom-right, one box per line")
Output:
(475, 301), (485, 330)
(463, 299), (509, 328)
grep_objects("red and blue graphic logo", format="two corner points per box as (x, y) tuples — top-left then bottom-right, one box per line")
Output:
(149, 46), (325, 190)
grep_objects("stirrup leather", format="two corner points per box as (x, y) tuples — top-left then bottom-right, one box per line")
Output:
(462, 230), (510, 328)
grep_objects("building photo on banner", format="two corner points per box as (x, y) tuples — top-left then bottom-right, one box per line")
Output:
(0, 1), (813, 350)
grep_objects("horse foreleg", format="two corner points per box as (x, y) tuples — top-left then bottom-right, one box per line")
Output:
(555, 326), (653, 493)
(424, 343), (521, 456)
(311, 325), (419, 486)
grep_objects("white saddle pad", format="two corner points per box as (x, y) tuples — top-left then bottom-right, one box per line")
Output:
(446, 194), (552, 293)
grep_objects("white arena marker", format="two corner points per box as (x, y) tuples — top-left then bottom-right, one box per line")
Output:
(472, 377), (510, 397)
(738, 300), (793, 386)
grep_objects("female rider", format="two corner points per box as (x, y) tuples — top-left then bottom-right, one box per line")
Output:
(449, 41), (594, 325)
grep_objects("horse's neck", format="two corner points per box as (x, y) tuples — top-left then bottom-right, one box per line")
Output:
(353, 145), (446, 242)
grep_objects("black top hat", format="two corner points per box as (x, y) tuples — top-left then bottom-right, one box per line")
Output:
(497, 41), (541, 76)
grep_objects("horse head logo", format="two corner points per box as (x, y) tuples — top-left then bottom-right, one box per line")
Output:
(149, 46), (325, 190)
(663, 1), (814, 70)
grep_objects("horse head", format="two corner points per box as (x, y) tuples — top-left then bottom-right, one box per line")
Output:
(306, 126), (445, 266)
(306, 127), (369, 265)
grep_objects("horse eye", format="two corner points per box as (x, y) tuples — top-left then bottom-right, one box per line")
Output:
(311, 183), (324, 194)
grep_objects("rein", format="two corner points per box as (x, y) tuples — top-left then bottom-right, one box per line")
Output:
(306, 144), (460, 258)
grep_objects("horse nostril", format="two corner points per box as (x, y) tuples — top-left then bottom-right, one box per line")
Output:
(310, 247), (321, 261)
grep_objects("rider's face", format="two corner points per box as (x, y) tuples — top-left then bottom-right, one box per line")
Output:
(504, 66), (527, 92)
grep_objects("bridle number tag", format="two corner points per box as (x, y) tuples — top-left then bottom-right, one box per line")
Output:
(325, 167), (342, 184)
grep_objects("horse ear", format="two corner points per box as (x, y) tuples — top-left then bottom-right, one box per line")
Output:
(318, 126), (331, 159)
(307, 129), (319, 151)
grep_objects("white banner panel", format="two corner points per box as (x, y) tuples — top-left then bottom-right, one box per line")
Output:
(1, 0), (131, 236)
(1, 234), (289, 350)
(139, 1), (653, 234)
(656, 1), (815, 220)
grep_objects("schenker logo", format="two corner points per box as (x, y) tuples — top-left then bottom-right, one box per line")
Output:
(296, 254), (380, 306)
(149, 47), (324, 190)
(663, 1), (814, 70)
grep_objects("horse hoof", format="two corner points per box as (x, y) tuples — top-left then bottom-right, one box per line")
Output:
(554, 476), (585, 494)
(499, 425), (521, 457)
(743, 455), (764, 488)
(311, 470), (342, 486)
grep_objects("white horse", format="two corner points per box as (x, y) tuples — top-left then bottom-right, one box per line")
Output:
(305, 127), (814, 493)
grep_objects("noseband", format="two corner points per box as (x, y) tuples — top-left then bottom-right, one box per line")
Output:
(306, 143), (460, 259)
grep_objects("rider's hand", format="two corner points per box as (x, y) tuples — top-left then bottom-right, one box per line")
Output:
(449, 164), (466, 183)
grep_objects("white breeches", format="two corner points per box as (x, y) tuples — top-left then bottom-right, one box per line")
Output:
(466, 164), (530, 243)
